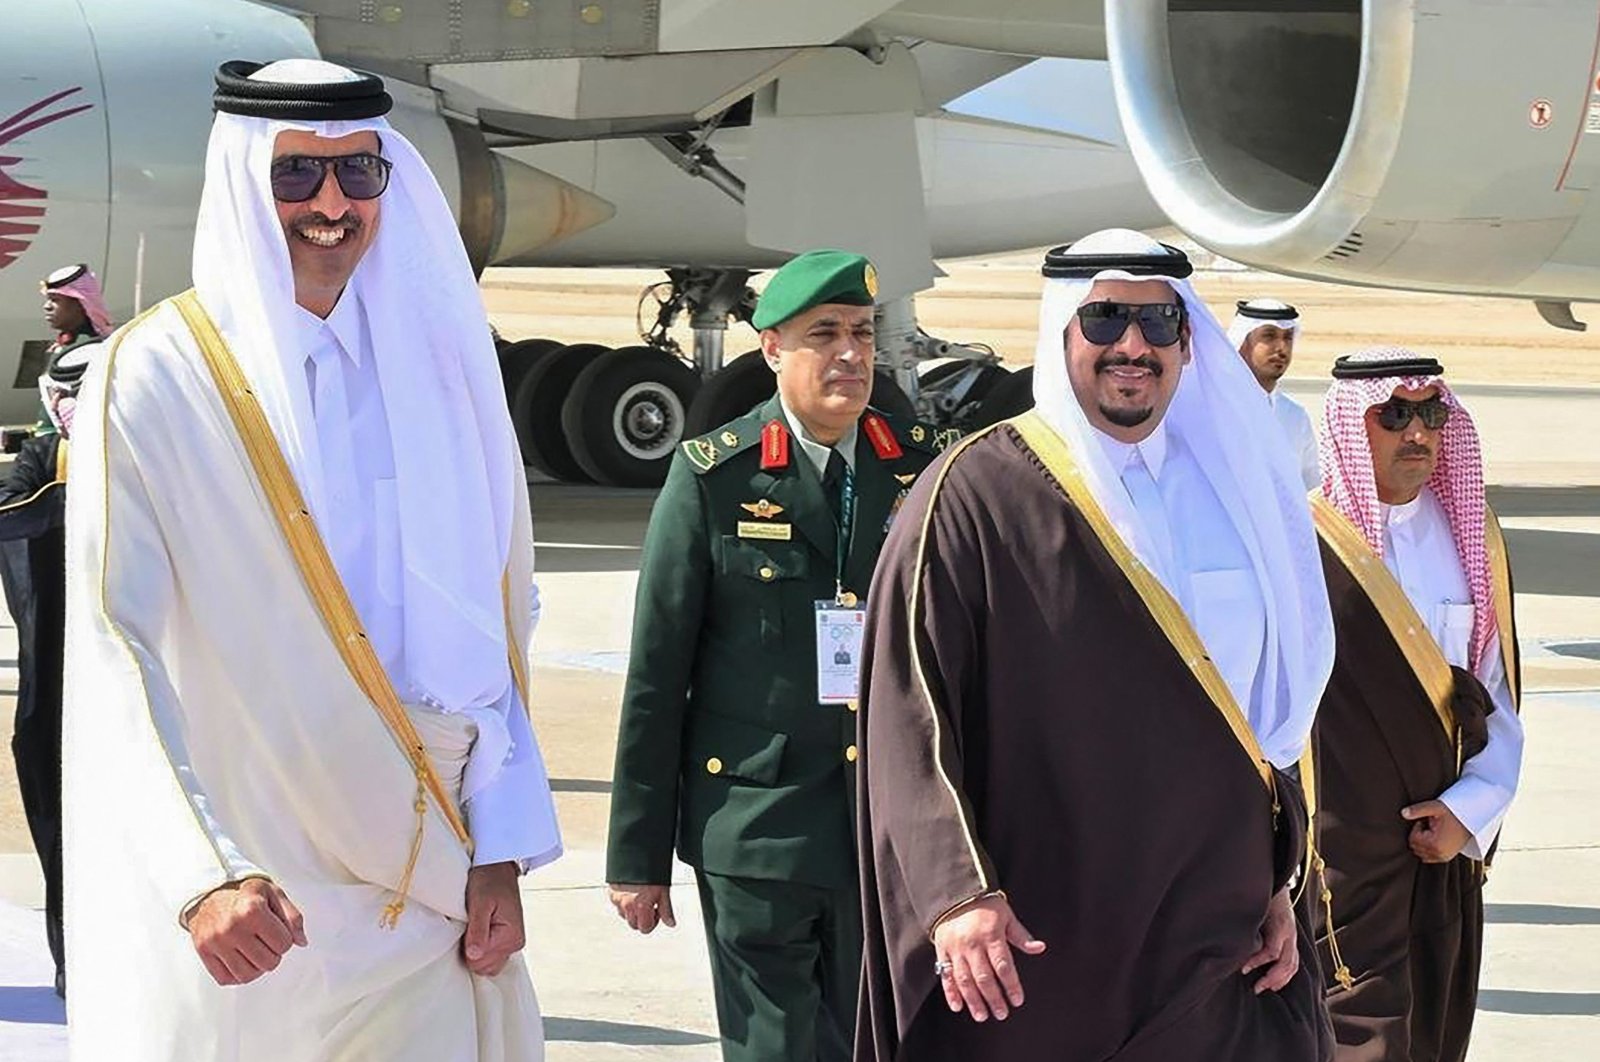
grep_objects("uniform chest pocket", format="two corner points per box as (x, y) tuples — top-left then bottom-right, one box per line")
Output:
(718, 537), (810, 647)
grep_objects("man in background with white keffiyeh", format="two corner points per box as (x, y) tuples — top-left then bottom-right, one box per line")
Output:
(1299, 348), (1524, 1062)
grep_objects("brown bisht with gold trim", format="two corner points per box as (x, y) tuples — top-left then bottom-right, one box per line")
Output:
(1300, 497), (1519, 1062)
(855, 415), (1331, 1062)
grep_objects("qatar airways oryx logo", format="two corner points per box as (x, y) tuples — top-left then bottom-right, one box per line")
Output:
(0, 87), (95, 271)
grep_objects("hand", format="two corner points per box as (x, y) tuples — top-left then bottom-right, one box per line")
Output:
(1401, 799), (1472, 863)
(187, 878), (307, 987)
(1241, 887), (1298, 994)
(463, 861), (526, 976)
(931, 895), (1047, 1023)
(607, 883), (675, 934)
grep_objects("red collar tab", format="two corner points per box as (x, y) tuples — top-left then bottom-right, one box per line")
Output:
(760, 419), (790, 470)
(862, 413), (902, 460)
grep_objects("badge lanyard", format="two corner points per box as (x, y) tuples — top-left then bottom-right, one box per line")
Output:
(835, 462), (856, 606)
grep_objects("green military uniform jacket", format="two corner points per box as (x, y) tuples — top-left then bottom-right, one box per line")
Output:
(606, 394), (954, 889)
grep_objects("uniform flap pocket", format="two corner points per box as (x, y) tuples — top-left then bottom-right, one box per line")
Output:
(687, 712), (788, 785)
(719, 537), (810, 582)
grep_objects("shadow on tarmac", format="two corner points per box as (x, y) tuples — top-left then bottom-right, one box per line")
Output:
(0, 986), (63, 1025)
(1484, 903), (1600, 925)
(544, 1016), (717, 1045)
(1500, 528), (1600, 597)
(1476, 990), (1600, 1016)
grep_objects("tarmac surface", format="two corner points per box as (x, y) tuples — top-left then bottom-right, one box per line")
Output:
(0, 264), (1595, 1059)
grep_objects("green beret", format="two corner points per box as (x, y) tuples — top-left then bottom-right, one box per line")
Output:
(752, 249), (878, 330)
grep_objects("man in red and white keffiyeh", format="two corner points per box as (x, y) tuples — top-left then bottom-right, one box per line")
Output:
(1307, 346), (1525, 1062)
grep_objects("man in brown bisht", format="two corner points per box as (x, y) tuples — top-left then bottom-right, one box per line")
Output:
(1303, 349), (1524, 1062)
(856, 228), (1338, 1062)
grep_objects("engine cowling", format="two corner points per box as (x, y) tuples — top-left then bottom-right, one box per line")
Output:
(1106, 0), (1600, 302)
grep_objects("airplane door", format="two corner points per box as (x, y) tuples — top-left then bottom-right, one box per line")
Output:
(0, 5), (110, 415)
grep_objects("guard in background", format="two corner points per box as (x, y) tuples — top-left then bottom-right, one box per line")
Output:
(35, 264), (113, 436)
(0, 343), (99, 997)
(606, 250), (952, 1061)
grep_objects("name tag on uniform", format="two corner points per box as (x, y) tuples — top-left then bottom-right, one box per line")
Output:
(815, 601), (866, 704)
(738, 520), (792, 541)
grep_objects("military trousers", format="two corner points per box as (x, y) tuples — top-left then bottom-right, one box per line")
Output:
(695, 870), (861, 1062)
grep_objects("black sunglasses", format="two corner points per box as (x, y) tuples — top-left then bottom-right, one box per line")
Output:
(1372, 395), (1451, 432)
(269, 152), (392, 203)
(1075, 301), (1186, 347)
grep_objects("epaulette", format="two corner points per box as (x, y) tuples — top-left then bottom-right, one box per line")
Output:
(680, 414), (764, 474)
(867, 407), (963, 457)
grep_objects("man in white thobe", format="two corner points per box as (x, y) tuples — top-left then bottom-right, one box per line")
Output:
(1229, 298), (1319, 489)
(64, 59), (560, 1061)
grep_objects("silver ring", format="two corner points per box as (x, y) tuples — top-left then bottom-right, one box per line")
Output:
(933, 959), (952, 977)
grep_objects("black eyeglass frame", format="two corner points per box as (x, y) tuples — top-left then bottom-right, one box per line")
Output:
(269, 152), (393, 203)
(1371, 395), (1452, 432)
(1073, 300), (1188, 348)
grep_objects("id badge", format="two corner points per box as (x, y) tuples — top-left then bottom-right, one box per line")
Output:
(815, 600), (866, 704)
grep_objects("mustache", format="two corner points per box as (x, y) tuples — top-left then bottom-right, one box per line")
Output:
(1397, 442), (1432, 459)
(1095, 353), (1164, 377)
(289, 211), (361, 231)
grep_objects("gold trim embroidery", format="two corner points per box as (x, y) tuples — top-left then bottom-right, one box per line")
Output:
(906, 424), (1006, 897)
(172, 291), (470, 925)
(1011, 412), (1273, 792)
(95, 301), (240, 891)
(1483, 507), (1519, 708)
(1311, 495), (1456, 741)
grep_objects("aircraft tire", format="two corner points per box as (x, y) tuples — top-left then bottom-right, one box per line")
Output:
(562, 346), (701, 488)
(684, 350), (774, 437)
(971, 365), (1035, 428)
(498, 338), (563, 404)
(512, 343), (607, 482)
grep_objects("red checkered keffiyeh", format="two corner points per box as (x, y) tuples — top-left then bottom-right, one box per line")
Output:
(1319, 347), (1494, 672)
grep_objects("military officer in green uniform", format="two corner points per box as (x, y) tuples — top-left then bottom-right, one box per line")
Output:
(605, 250), (953, 1061)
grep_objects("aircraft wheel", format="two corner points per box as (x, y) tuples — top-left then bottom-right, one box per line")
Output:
(512, 343), (607, 482)
(684, 350), (774, 437)
(971, 365), (1035, 428)
(562, 346), (702, 488)
(498, 338), (563, 405)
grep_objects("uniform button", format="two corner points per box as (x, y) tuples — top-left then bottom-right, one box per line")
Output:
(845, 745), (858, 763)
(706, 757), (723, 775)
(846, 700), (858, 713)
(758, 565), (775, 581)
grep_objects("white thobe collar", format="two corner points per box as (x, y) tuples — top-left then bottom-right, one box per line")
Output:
(778, 394), (858, 475)
(1092, 418), (1170, 481)
(295, 289), (364, 367)
(1381, 489), (1428, 531)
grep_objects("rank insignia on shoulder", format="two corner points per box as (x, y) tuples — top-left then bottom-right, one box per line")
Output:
(894, 473), (917, 486)
(721, 430), (739, 447)
(862, 413), (903, 460)
(741, 498), (785, 519)
(760, 420), (791, 470)
(683, 437), (720, 471)
(933, 427), (963, 452)
(910, 425), (926, 444)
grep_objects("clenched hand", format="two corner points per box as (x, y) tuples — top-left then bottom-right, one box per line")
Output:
(188, 878), (307, 987)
